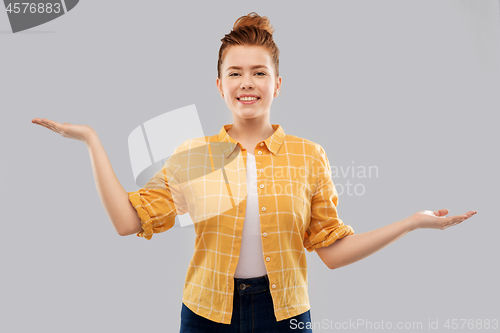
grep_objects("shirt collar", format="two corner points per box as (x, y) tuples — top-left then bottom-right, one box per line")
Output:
(216, 123), (286, 158)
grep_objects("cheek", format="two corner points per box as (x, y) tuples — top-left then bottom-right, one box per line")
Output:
(263, 87), (275, 99)
(225, 84), (238, 97)
(265, 81), (276, 94)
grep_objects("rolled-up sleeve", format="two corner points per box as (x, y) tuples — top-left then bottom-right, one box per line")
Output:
(128, 146), (188, 240)
(303, 145), (354, 252)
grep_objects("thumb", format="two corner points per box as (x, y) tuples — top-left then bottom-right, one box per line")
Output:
(433, 209), (449, 217)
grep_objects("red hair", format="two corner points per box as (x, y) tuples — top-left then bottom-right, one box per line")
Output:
(218, 12), (280, 80)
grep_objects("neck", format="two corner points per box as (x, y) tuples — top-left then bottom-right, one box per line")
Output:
(227, 117), (275, 143)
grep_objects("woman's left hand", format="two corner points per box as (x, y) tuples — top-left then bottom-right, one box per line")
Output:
(408, 209), (477, 231)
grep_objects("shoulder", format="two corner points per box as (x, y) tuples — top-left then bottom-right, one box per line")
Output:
(283, 133), (325, 158)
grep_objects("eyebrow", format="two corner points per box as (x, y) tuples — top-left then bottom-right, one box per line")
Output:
(226, 65), (268, 71)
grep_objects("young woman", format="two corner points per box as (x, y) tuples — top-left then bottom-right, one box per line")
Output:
(32, 12), (476, 333)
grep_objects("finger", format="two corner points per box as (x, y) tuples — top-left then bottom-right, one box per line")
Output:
(33, 119), (51, 129)
(433, 209), (449, 217)
(464, 210), (477, 218)
(39, 121), (59, 133)
(448, 214), (468, 224)
(32, 118), (60, 133)
(450, 211), (477, 221)
(460, 211), (477, 219)
(41, 118), (62, 131)
(42, 118), (62, 127)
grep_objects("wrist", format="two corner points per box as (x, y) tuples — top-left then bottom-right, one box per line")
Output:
(84, 128), (98, 146)
(404, 216), (419, 232)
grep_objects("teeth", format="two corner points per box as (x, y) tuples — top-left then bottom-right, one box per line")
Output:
(239, 97), (258, 101)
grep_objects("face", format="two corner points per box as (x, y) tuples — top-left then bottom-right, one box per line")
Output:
(217, 45), (281, 120)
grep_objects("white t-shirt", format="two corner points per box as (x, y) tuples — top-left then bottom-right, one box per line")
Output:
(234, 152), (268, 278)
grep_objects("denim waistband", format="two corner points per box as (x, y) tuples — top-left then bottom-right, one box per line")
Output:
(233, 274), (270, 296)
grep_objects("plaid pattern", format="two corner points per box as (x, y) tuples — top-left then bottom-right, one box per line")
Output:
(127, 124), (354, 324)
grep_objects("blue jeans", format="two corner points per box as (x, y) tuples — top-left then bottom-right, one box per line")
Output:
(179, 274), (313, 332)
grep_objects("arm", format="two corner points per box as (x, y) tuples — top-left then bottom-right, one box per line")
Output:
(86, 131), (142, 236)
(316, 209), (477, 270)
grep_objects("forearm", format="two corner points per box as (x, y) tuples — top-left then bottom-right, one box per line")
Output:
(319, 218), (415, 270)
(85, 130), (141, 236)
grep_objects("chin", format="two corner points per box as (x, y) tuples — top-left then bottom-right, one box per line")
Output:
(235, 109), (262, 117)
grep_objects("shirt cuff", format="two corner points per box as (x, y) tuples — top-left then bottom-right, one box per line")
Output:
(305, 224), (355, 253)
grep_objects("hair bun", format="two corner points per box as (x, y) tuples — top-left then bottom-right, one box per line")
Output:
(233, 12), (274, 36)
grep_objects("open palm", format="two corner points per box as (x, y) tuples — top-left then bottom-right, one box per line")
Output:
(411, 209), (477, 230)
(31, 118), (94, 143)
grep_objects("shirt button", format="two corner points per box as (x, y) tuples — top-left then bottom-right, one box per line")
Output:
(258, 151), (262, 155)
(266, 257), (270, 261)
(260, 169), (263, 173)
(261, 207), (266, 211)
(260, 143), (264, 147)
(259, 184), (264, 188)
(263, 232), (267, 237)
(271, 284), (276, 289)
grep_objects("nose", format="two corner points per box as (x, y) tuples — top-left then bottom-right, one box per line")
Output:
(240, 75), (254, 89)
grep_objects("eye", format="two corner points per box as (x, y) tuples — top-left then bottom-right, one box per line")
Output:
(229, 72), (266, 77)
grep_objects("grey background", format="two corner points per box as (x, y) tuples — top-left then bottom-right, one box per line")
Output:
(1, 0), (499, 332)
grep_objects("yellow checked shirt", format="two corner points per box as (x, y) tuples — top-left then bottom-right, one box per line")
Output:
(127, 123), (354, 324)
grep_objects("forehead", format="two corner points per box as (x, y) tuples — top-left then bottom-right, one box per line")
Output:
(222, 45), (272, 68)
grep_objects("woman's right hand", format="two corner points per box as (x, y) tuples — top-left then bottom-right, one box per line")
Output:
(31, 118), (95, 144)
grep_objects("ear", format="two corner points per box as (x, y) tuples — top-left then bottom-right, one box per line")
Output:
(216, 77), (223, 96)
(275, 76), (282, 96)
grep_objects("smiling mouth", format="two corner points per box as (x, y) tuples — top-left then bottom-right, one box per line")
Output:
(237, 97), (260, 101)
